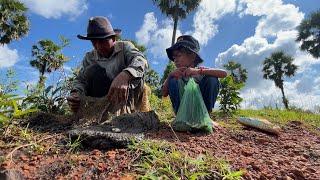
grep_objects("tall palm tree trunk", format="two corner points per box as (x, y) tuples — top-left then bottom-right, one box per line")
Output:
(39, 61), (47, 88)
(280, 86), (289, 109)
(38, 75), (46, 89)
(172, 16), (178, 45)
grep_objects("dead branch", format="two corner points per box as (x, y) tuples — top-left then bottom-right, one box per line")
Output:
(5, 135), (58, 162)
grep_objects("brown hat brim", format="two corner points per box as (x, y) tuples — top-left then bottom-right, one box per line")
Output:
(77, 33), (116, 40)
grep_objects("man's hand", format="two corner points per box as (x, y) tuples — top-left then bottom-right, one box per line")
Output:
(106, 71), (131, 106)
(184, 67), (200, 77)
(67, 91), (81, 113)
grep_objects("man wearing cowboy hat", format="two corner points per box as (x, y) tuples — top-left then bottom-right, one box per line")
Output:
(67, 16), (148, 114)
(162, 35), (227, 114)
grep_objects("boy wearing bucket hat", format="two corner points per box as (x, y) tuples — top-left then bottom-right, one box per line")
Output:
(67, 16), (148, 114)
(162, 35), (227, 113)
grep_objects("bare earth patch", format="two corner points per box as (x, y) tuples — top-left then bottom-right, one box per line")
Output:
(0, 116), (319, 179)
(147, 121), (320, 179)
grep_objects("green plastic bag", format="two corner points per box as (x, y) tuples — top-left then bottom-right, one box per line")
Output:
(172, 78), (213, 133)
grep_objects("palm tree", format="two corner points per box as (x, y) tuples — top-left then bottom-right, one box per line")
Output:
(0, 0), (30, 45)
(30, 37), (69, 87)
(262, 51), (298, 109)
(152, 0), (201, 85)
(152, 0), (201, 45)
(296, 10), (320, 58)
(223, 61), (248, 84)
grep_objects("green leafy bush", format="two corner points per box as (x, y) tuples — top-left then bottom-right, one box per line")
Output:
(23, 80), (70, 114)
(149, 93), (174, 122)
(144, 68), (161, 96)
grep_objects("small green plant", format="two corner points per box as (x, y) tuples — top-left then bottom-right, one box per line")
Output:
(218, 61), (248, 116)
(19, 123), (32, 140)
(32, 143), (46, 154)
(128, 140), (243, 179)
(66, 135), (82, 153)
(0, 94), (37, 127)
(219, 75), (244, 116)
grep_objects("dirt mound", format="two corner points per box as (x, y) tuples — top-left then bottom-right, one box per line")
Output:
(25, 112), (73, 132)
(68, 111), (160, 149)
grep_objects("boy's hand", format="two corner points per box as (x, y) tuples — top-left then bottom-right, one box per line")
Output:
(169, 67), (187, 79)
(184, 67), (200, 77)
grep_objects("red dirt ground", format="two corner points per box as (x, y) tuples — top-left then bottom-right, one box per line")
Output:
(148, 121), (320, 179)
(1, 120), (319, 179)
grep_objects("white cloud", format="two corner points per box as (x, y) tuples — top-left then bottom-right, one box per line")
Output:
(0, 45), (19, 68)
(21, 0), (88, 20)
(192, 0), (236, 45)
(238, 0), (303, 37)
(136, 12), (182, 60)
(136, 12), (158, 45)
(216, 0), (320, 111)
(136, 0), (236, 59)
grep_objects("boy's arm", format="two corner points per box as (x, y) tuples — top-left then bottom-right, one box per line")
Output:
(161, 67), (187, 97)
(185, 67), (227, 78)
(200, 68), (228, 78)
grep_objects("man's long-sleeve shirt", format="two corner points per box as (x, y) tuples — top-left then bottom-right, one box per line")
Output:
(72, 40), (148, 94)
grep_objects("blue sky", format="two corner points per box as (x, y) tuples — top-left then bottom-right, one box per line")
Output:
(0, 0), (319, 111)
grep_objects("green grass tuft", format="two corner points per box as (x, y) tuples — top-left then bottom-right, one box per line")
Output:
(128, 140), (244, 180)
(236, 109), (320, 128)
(149, 94), (175, 123)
